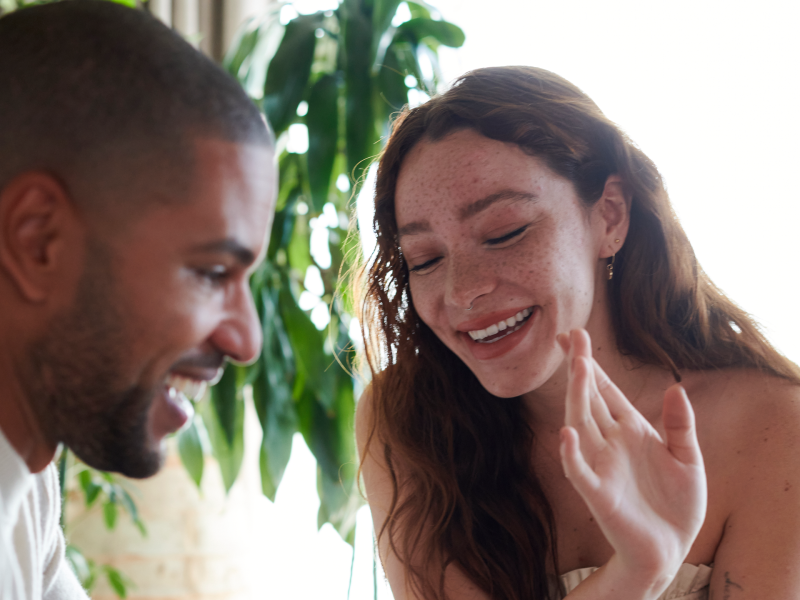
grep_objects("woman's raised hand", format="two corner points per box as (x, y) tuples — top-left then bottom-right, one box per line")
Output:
(558, 329), (707, 597)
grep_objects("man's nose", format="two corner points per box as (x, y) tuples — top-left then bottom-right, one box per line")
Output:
(445, 254), (496, 311)
(210, 283), (263, 365)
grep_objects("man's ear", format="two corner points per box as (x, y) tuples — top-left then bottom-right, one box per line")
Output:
(0, 172), (82, 303)
(595, 174), (630, 258)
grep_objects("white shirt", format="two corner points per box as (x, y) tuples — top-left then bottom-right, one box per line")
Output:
(0, 428), (89, 599)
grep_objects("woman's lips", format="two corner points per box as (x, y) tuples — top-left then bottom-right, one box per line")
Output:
(460, 306), (539, 361)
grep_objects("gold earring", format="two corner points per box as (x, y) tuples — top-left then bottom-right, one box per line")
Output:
(607, 254), (615, 280)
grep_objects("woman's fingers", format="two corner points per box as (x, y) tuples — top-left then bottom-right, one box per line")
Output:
(565, 354), (606, 452)
(662, 384), (704, 467)
(591, 360), (636, 421)
(566, 330), (617, 431)
(560, 426), (601, 495)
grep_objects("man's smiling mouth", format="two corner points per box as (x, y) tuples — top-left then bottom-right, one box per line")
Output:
(164, 373), (208, 402)
(468, 307), (533, 343)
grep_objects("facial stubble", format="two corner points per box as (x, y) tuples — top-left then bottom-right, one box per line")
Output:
(27, 245), (164, 478)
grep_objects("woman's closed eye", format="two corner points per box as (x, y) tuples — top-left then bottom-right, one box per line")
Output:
(408, 256), (442, 273)
(486, 224), (529, 246)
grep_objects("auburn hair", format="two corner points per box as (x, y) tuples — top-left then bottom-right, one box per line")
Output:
(355, 66), (800, 600)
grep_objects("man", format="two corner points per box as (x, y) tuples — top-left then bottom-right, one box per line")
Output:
(0, 2), (276, 597)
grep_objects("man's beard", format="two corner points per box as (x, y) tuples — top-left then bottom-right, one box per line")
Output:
(26, 248), (164, 478)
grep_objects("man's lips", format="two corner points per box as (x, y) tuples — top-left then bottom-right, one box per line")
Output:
(149, 364), (223, 440)
(165, 373), (209, 402)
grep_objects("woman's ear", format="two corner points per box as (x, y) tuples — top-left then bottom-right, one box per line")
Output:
(0, 172), (82, 303)
(595, 174), (630, 258)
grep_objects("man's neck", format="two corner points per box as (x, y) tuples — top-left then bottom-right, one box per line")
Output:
(0, 350), (57, 474)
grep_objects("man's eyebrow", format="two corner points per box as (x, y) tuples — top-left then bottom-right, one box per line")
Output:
(191, 239), (256, 266)
(459, 189), (538, 221)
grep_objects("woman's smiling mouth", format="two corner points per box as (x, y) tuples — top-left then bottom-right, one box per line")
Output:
(468, 307), (533, 343)
(457, 306), (539, 361)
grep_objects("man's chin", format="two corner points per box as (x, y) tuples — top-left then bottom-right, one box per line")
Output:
(69, 436), (166, 479)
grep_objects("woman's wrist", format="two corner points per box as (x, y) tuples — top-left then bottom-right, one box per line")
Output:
(565, 553), (679, 600)
(600, 553), (678, 600)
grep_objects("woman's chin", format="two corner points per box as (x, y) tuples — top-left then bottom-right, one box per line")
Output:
(471, 356), (564, 400)
(475, 373), (548, 399)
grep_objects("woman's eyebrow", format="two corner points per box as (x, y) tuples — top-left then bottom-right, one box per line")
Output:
(459, 189), (538, 220)
(397, 221), (431, 238)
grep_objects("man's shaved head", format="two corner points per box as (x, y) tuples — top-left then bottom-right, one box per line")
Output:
(0, 0), (272, 215)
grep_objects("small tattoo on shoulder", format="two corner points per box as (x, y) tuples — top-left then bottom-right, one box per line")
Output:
(722, 571), (744, 599)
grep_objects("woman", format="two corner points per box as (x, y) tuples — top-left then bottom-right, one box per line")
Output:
(354, 66), (800, 599)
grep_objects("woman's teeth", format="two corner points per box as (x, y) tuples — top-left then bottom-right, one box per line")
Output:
(165, 374), (208, 402)
(468, 307), (533, 343)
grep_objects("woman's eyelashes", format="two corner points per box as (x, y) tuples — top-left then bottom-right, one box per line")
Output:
(486, 224), (530, 246)
(408, 256), (442, 273)
(407, 224), (531, 274)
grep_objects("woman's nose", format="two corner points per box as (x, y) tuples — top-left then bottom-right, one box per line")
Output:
(445, 255), (496, 312)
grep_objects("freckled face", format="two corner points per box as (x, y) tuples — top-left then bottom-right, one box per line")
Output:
(395, 129), (607, 397)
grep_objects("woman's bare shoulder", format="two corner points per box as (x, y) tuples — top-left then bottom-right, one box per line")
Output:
(687, 367), (800, 434)
(355, 384), (375, 458)
(687, 368), (800, 494)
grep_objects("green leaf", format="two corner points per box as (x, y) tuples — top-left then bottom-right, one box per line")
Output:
(103, 501), (118, 530)
(317, 467), (362, 545)
(103, 565), (130, 599)
(275, 152), (301, 212)
(296, 366), (356, 481)
(372, 0), (403, 48)
(263, 14), (323, 135)
(306, 74), (340, 213)
(108, 0), (136, 7)
(341, 0), (379, 184)
(77, 469), (102, 507)
(279, 285), (335, 411)
(116, 487), (144, 535)
(406, 1), (433, 19)
(252, 286), (298, 500)
(178, 417), (205, 488)
(376, 42), (409, 121)
(268, 185), (301, 260)
(372, 0), (403, 68)
(203, 374), (246, 493)
(223, 22), (261, 80)
(211, 365), (242, 448)
(396, 17), (465, 48)
(287, 212), (314, 274)
(311, 366), (362, 544)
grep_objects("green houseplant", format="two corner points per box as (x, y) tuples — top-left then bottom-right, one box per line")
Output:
(179, 0), (464, 546)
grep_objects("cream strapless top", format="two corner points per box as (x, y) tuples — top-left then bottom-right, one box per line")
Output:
(560, 563), (712, 599)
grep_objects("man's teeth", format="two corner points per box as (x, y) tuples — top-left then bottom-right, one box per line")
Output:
(165, 374), (208, 401)
(468, 308), (533, 342)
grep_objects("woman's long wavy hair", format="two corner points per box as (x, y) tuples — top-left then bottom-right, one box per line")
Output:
(355, 66), (800, 600)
